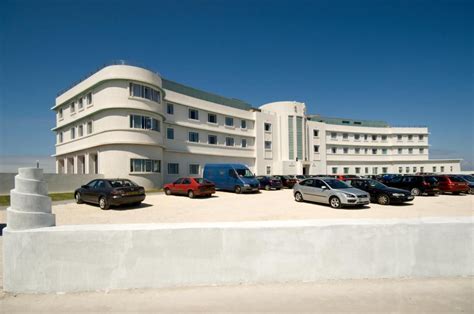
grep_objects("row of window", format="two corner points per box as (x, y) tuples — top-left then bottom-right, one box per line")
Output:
(129, 83), (161, 103)
(58, 92), (93, 119)
(129, 159), (201, 175)
(129, 115), (161, 132)
(323, 146), (425, 155)
(330, 165), (453, 175)
(323, 131), (425, 141)
(166, 127), (261, 148)
(58, 121), (93, 143)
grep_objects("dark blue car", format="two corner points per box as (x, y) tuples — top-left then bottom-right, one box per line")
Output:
(256, 176), (283, 190)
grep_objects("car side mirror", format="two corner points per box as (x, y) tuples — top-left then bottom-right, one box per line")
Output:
(322, 186), (327, 189)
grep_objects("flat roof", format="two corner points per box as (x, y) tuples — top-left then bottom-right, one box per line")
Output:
(307, 115), (389, 127)
(162, 78), (254, 111)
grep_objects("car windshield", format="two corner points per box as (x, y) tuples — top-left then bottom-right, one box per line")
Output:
(461, 175), (474, 181)
(450, 176), (466, 183)
(235, 168), (255, 178)
(108, 179), (137, 187)
(271, 176), (280, 180)
(324, 179), (351, 189)
(424, 176), (438, 183)
(194, 178), (213, 184)
(367, 180), (386, 189)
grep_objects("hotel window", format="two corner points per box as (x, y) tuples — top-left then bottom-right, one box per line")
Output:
(130, 115), (160, 132)
(440, 166), (445, 172)
(208, 113), (217, 124)
(343, 167), (349, 174)
(397, 135), (402, 140)
(331, 132), (337, 139)
(372, 149), (377, 154)
(406, 167), (410, 173)
(264, 141), (272, 150)
(188, 132), (199, 143)
(398, 148), (403, 154)
(167, 128), (174, 140)
(86, 93), (92, 105)
(332, 167), (338, 174)
(450, 166), (453, 172)
(364, 148), (368, 154)
(372, 135), (377, 141)
(382, 148), (387, 155)
(266, 166), (271, 175)
(70, 127), (76, 139)
(167, 103), (174, 115)
(225, 117), (234, 127)
(408, 148), (413, 154)
(208, 135), (217, 145)
(342, 133), (348, 140)
(188, 108), (199, 120)
(313, 129), (319, 137)
(264, 123), (272, 132)
(242, 139), (247, 148)
(241, 120), (247, 129)
(408, 135), (413, 141)
(314, 145), (319, 153)
(225, 137), (234, 146)
(343, 147), (348, 154)
(87, 121), (93, 134)
(167, 163), (179, 175)
(399, 167), (403, 173)
(70, 102), (75, 114)
(355, 148), (360, 154)
(354, 134), (360, 140)
(420, 167), (424, 172)
(78, 125), (83, 137)
(331, 147), (337, 154)
(382, 167), (388, 174)
(420, 148), (425, 154)
(355, 167), (360, 174)
(372, 167), (378, 175)
(381, 135), (387, 141)
(433, 166), (437, 172)
(58, 108), (63, 119)
(130, 159), (161, 173)
(365, 167), (369, 174)
(58, 132), (63, 143)
(78, 98), (83, 110)
(129, 83), (160, 103)
(419, 135), (424, 141)
(413, 167), (417, 173)
(189, 164), (200, 175)
(364, 134), (368, 140)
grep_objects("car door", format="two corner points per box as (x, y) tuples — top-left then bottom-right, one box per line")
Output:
(180, 178), (192, 194)
(298, 179), (317, 202)
(82, 180), (98, 202)
(89, 179), (106, 204)
(170, 178), (183, 194)
(312, 179), (330, 203)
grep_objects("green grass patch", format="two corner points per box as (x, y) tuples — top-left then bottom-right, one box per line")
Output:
(0, 192), (75, 206)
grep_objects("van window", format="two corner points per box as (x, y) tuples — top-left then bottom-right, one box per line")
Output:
(235, 168), (254, 178)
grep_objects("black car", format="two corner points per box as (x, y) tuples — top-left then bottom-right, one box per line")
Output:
(273, 175), (298, 188)
(256, 176), (283, 190)
(346, 178), (414, 205)
(384, 175), (439, 196)
(74, 179), (146, 210)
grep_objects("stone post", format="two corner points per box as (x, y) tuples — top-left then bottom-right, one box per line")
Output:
(6, 168), (56, 230)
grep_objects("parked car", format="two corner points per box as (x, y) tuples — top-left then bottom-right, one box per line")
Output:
(293, 177), (370, 208)
(376, 174), (402, 184)
(203, 163), (259, 193)
(163, 177), (215, 198)
(457, 175), (474, 194)
(433, 175), (469, 195)
(345, 178), (414, 205)
(384, 175), (439, 196)
(273, 175), (298, 188)
(256, 176), (283, 190)
(295, 175), (306, 182)
(74, 179), (145, 210)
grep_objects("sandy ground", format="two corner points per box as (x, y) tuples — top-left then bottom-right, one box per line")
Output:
(1, 277), (472, 312)
(1, 189), (469, 225)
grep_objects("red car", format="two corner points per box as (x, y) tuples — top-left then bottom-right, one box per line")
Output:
(434, 175), (469, 195)
(163, 177), (215, 198)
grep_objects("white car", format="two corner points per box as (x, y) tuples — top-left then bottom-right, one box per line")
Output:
(293, 177), (370, 208)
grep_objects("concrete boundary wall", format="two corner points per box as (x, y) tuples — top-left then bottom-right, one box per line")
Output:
(3, 217), (473, 293)
(0, 173), (104, 194)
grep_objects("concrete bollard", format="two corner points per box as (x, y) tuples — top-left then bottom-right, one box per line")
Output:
(6, 168), (56, 230)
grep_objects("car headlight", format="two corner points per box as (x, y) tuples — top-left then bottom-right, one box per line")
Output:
(244, 184), (250, 187)
(343, 193), (355, 198)
(392, 193), (405, 197)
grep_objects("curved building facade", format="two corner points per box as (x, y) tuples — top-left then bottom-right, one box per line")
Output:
(52, 64), (461, 188)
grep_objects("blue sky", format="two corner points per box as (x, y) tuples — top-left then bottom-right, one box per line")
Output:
(0, 0), (473, 170)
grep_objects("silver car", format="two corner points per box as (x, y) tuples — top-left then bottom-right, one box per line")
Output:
(293, 177), (370, 208)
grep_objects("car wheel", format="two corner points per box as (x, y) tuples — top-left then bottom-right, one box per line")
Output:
(265, 185), (270, 191)
(164, 188), (171, 195)
(294, 192), (303, 202)
(329, 196), (342, 209)
(99, 196), (110, 210)
(234, 186), (242, 194)
(411, 188), (421, 196)
(75, 192), (83, 204)
(188, 190), (195, 198)
(377, 194), (390, 205)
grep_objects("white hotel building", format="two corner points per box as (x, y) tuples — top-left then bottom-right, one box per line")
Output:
(52, 64), (461, 188)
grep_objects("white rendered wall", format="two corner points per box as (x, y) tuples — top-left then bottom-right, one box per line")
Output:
(3, 217), (472, 293)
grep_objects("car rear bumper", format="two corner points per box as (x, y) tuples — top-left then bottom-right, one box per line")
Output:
(195, 189), (216, 196)
(109, 195), (146, 206)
